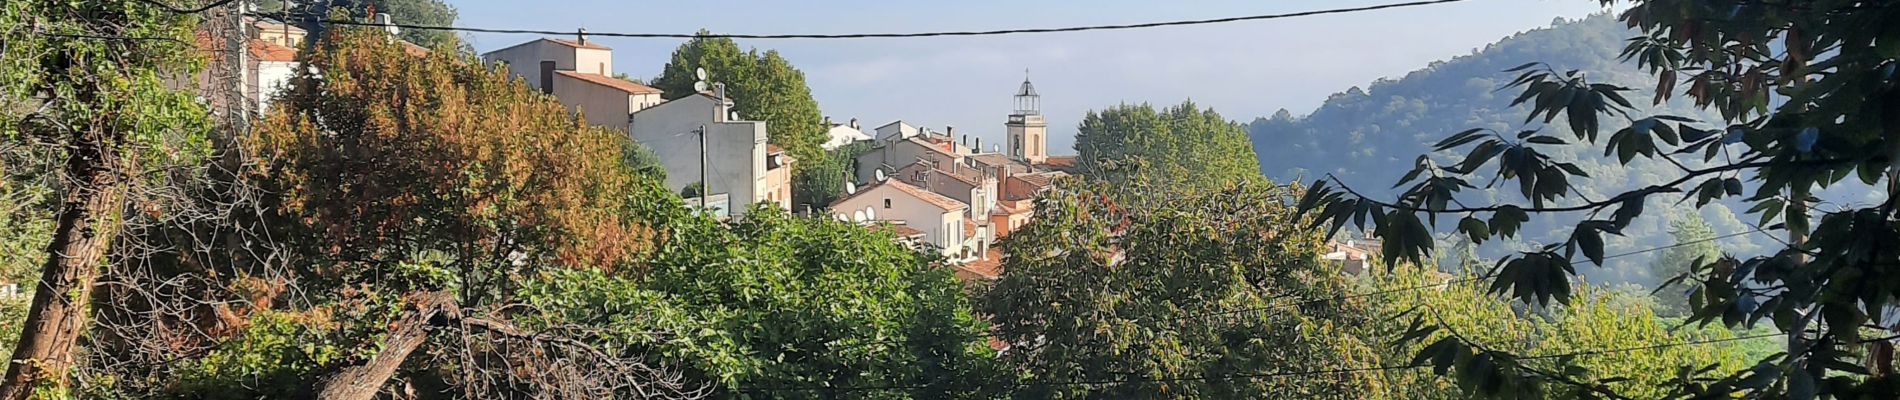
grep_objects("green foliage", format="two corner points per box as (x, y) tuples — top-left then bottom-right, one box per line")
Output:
(1299, 2), (1900, 397)
(520, 206), (999, 398)
(982, 179), (1379, 398)
(1370, 269), (1769, 400)
(1075, 101), (1262, 195)
(259, 0), (462, 49)
(651, 33), (827, 164)
(792, 141), (872, 212)
(1647, 213), (1718, 317)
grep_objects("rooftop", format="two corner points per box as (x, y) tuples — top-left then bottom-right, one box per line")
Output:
(548, 38), (611, 50)
(832, 180), (968, 212)
(956, 247), (1006, 280)
(554, 70), (663, 95)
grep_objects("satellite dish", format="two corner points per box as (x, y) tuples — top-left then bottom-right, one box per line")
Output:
(865, 207), (876, 220)
(729, 110), (741, 120)
(834, 214), (848, 222)
(693, 81), (709, 93)
(874, 170), (887, 182)
(845, 181), (857, 194)
(852, 210), (867, 222)
(695, 67), (708, 81)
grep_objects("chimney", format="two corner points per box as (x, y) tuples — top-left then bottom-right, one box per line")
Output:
(824, 116), (833, 126)
(538, 61), (556, 94)
(962, 135), (969, 148)
(849, 118), (859, 129)
(974, 137), (981, 152)
(946, 125), (955, 138)
(577, 28), (589, 46)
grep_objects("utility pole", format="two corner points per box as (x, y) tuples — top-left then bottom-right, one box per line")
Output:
(699, 125), (709, 213)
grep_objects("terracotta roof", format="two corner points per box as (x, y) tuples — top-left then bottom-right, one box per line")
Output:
(1011, 173), (1055, 189)
(832, 180), (967, 212)
(872, 223), (926, 238)
(1040, 156), (1077, 169)
(767, 144), (785, 154)
(956, 247), (1005, 280)
(906, 136), (957, 156)
(989, 201), (1018, 216)
(194, 33), (299, 63)
(963, 220), (978, 239)
(555, 70), (663, 95)
(547, 38), (611, 50)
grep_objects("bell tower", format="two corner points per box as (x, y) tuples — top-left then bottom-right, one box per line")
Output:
(1006, 72), (1047, 164)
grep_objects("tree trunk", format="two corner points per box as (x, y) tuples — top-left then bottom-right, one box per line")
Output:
(0, 131), (126, 400)
(312, 291), (451, 400)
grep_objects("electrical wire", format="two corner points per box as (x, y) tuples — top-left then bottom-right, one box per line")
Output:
(257, 0), (1475, 40)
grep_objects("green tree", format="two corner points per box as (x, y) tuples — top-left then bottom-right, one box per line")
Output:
(521, 205), (1000, 399)
(1648, 213), (1718, 317)
(982, 179), (1379, 398)
(259, 0), (461, 49)
(1074, 101), (1262, 195)
(0, 1), (212, 396)
(1299, 0), (1900, 396)
(793, 141), (872, 213)
(1367, 269), (1765, 400)
(650, 33), (827, 165)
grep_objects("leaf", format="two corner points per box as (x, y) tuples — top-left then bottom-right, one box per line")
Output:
(1525, 136), (1567, 145)
(1490, 206), (1528, 239)
(1459, 216), (1490, 244)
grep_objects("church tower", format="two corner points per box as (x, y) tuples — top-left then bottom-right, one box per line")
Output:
(1006, 74), (1047, 164)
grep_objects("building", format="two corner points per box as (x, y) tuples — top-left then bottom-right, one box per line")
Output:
(831, 180), (970, 259)
(252, 17), (307, 48)
(630, 92), (792, 216)
(1007, 77), (1048, 164)
(481, 34), (664, 130)
(823, 117), (872, 149)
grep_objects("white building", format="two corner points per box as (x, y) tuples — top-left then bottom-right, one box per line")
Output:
(830, 180), (969, 259)
(630, 92), (793, 216)
(823, 118), (872, 150)
(481, 35), (663, 130)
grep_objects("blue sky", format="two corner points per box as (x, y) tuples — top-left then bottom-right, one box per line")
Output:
(451, 0), (1608, 153)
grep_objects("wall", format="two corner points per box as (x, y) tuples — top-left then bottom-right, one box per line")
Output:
(831, 184), (962, 258)
(254, 60), (297, 112)
(572, 47), (613, 75)
(481, 40), (577, 91)
(1007, 113), (1047, 164)
(553, 73), (634, 130)
(631, 95), (772, 213)
(855, 139), (957, 184)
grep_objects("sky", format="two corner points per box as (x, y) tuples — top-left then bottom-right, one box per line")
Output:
(451, 0), (1610, 154)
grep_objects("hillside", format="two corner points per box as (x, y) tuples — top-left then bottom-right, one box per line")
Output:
(1247, 14), (1774, 285)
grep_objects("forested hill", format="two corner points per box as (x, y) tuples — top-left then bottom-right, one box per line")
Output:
(1247, 14), (1776, 285)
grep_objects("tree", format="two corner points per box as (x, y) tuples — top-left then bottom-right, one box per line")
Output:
(1366, 268), (1766, 400)
(520, 205), (1000, 399)
(0, 1), (212, 396)
(1648, 213), (1719, 317)
(981, 179), (1380, 398)
(792, 142), (871, 213)
(1074, 101), (1262, 195)
(245, 28), (695, 399)
(650, 33), (826, 165)
(259, 0), (461, 49)
(1298, 0), (1900, 397)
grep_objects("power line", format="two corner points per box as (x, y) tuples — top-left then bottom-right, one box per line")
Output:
(262, 0), (1474, 40)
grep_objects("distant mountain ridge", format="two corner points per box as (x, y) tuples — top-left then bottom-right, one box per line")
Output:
(1246, 14), (1774, 285)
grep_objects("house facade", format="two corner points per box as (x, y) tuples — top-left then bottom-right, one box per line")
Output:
(831, 180), (968, 259)
(481, 35), (663, 130)
(630, 93), (791, 216)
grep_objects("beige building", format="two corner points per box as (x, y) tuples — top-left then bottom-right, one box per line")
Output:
(482, 35), (661, 130)
(831, 180), (969, 259)
(252, 17), (307, 48)
(1007, 78), (1049, 164)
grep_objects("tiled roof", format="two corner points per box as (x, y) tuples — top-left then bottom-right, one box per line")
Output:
(555, 70), (663, 95)
(872, 223), (926, 238)
(956, 247), (1005, 280)
(906, 136), (957, 156)
(830, 180), (967, 212)
(1011, 173), (1055, 189)
(194, 33), (299, 63)
(548, 38), (611, 50)
(963, 219), (978, 239)
(1040, 155), (1077, 169)
(990, 201), (1019, 216)
(767, 144), (785, 154)
(896, 161), (986, 188)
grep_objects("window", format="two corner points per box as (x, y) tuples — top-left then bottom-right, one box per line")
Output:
(883, 199), (892, 209)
